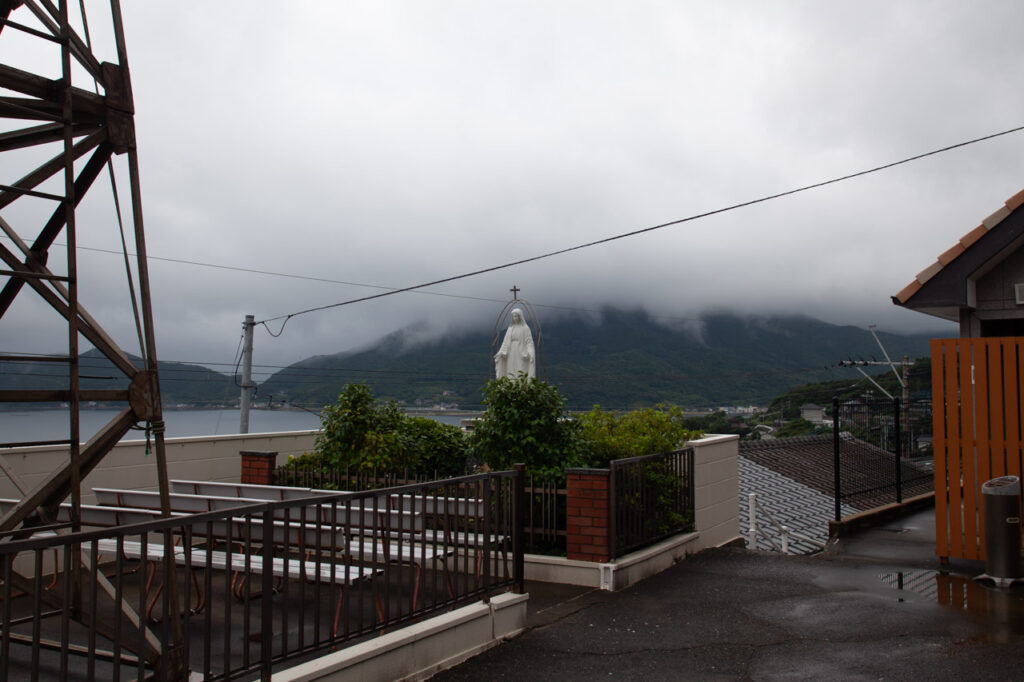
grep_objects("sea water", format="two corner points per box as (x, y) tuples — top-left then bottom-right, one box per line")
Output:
(0, 408), (321, 443)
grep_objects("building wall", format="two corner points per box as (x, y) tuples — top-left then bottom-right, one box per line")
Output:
(962, 242), (1024, 336)
(0, 430), (318, 504)
(691, 433), (740, 551)
(975, 242), (1024, 312)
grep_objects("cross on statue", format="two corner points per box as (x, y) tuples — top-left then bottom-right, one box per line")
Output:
(510, 285), (520, 300)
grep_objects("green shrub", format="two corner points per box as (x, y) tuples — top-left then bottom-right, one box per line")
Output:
(576, 404), (700, 467)
(774, 417), (819, 438)
(469, 375), (582, 482)
(576, 405), (700, 542)
(311, 383), (468, 476)
(404, 416), (469, 478)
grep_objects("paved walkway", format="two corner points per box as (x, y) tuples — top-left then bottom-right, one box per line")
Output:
(432, 510), (1024, 680)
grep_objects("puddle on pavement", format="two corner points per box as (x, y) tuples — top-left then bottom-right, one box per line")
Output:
(880, 570), (1024, 640)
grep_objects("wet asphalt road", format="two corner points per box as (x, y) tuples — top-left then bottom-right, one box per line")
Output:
(432, 511), (1024, 680)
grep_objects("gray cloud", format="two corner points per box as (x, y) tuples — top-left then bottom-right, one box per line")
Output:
(6, 0), (1021, 372)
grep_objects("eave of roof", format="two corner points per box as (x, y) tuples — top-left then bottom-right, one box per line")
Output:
(893, 188), (1024, 306)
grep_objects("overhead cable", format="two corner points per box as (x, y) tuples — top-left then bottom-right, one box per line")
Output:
(256, 124), (1024, 333)
(0, 238), (703, 322)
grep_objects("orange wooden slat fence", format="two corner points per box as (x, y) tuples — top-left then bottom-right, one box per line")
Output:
(932, 338), (1024, 561)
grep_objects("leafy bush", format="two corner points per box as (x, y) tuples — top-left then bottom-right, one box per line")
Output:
(469, 375), (582, 482)
(575, 405), (699, 543)
(774, 417), (820, 438)
(680, 410), (752, 438)
(310, 383), (468, 476)
(403, 416), (469, 478)
(314, 383), (409, 472)
(576, 404), (700, 467)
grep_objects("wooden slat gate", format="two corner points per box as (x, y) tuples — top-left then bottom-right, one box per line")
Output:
(931, 338), (1024, 561)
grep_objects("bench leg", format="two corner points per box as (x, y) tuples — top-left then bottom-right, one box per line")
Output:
(331, 582), (385, 639)
(331, 587), (344, 638)
(411, 563), (421, 611)
(145, 564), (203, 622)
(231, 571), (250, 600)
(444, 559), (455, 601)
(45, 549), (60, 590)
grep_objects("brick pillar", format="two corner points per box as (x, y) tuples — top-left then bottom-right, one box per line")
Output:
(240, 450), (278, 485)
(565, 468), (611, 562)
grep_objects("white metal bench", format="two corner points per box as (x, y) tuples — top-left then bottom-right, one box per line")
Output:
(92, 488), (450, 610)
(94, 538), (381, 633)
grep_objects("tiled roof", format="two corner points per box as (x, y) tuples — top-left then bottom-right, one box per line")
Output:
(740, 434), (932, 512)
(738, 434), (932, 555)
(738, 456), (857, 554)
(893, 188), (1024, 304)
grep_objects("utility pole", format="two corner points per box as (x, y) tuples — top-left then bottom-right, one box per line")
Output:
(867, 325), (912, 455)
(837, 359), (900, 399)
(240, 314), (255, 434)
(901, 355), (911, 456)
(837, 331), (914, 458)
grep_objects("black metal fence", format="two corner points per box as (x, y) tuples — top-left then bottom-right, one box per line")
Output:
(832, 396), (933, 521)
(610, 448), (695, 558)
(274, 447), (697, 563)
(523, 477), (566, 555)
(0, 472), (523, 681)
(274, 463), (449, 491)
(275, 463), (565, 555)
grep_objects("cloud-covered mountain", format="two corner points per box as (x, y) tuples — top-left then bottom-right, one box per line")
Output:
(259, 309), (941, 410)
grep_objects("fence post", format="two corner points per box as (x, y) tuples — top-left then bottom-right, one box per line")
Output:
(481, 477), (492, 594)
(894, 396), (903, 504)
(513, 464), (525, 594)
(241, 450), (277, 485)
(608, 460), (617, 558)
(833, 396), (841, 522)
(748, 492), (757, 548)
(565, 468), (611, 562)
(260, 507), (274, 681)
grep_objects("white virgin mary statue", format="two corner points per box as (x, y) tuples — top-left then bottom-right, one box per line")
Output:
(494, 308), (536, 379)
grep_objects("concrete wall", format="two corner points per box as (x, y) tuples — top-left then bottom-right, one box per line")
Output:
(691, 433), (741, 552)
(0, 430), (317, 504)
(275, 592), (528, 682)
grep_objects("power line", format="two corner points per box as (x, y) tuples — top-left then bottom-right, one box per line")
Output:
(256, 123), (1024, 331)
(0, 360), (876, 385)
(0, 235), (709, 325)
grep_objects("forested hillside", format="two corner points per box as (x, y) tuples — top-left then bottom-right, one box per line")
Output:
(259, 310), (941, 410)
(0, 349), (237, 409)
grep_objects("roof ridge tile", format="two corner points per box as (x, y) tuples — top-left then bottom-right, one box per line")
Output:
(983, 205), (1011, 230)
(1006, 189), (1024, 212)
(893, 188), (1024, 304)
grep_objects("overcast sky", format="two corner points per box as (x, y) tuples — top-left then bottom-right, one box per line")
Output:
(3, 1), (1024, 377)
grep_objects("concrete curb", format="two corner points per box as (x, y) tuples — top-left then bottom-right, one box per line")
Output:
(828, 492), (935, 538)
(273, 592), (528, 682)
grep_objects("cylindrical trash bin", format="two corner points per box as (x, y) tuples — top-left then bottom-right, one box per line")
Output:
(982, 475), (1022, 580)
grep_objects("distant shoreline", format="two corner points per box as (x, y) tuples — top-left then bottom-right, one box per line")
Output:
(0, 405), (485, 418)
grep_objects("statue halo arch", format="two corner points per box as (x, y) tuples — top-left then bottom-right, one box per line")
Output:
(490, 298), (545, 380)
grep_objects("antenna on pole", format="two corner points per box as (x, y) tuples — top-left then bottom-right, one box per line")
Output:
(838, 325), (915, 458)
(240, 314), (255, 433)
(868, 325), (905, 388)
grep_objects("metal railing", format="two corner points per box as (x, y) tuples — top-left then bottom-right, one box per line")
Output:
(609, 448), (695, 558)
(745, 492), (827, 554)
(832, 397), (933, 521)
(274, 462), (452, 491)
(275, 463), (567, 555)
(0, 471), (523, 681)
(523, 477), (566, 554)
